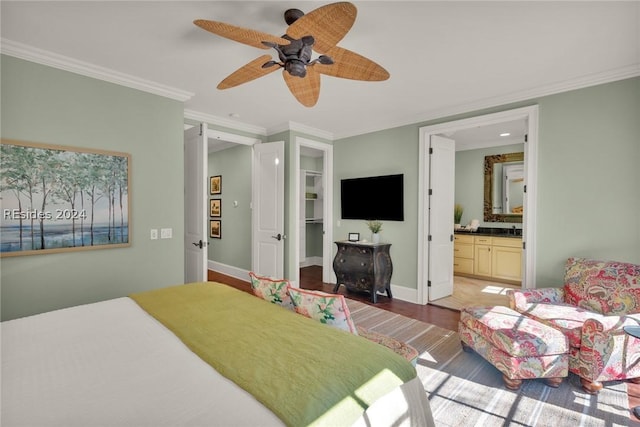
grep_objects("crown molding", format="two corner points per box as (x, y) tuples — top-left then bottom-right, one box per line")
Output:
(268, 121), (334, 141)
(1, 38), (193, 102)
(333, 64), (640, 140)
(184, 109), (267, 136)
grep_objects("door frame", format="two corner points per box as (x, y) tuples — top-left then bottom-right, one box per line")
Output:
(292, 137), (334, 286)
(185, 123), (260, 281)
(417, 105), (539, 304)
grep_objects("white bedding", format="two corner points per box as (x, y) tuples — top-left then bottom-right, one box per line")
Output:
(1, 297), (434, 426)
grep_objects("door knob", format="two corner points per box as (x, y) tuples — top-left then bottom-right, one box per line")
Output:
(271, 233), (282, 241)
(192, 240), (205, 248)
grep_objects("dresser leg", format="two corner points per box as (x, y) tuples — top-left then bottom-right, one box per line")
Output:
(386, 287), (393, 299)
(332, 283), (340, 293)
(371, 291), (378, 303)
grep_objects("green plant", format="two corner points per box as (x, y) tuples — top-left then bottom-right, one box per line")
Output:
(366, 220), (383, 234)
(454, 204), (464, 224)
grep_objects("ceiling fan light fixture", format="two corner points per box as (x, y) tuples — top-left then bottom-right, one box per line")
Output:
(285, 60), (307, 77)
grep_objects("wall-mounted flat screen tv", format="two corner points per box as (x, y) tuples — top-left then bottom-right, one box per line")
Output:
(340, 174), (404, 221)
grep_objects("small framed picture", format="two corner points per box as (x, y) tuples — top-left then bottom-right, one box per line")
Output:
(210, 220), (221, 239)
(348, 232), (360, 242)
(210, 175), (221, 195)
(210, 199), (221, 217)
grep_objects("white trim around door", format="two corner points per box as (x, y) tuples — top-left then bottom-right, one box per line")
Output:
(293, 137), (334, 287)
(417, 105), (539, 305)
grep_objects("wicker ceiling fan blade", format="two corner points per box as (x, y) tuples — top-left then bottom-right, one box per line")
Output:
(217, 55), (280, 89)
(286, 2), (356, 53)
(282, 67), (321, 107)
(316, 46), (389, 81)
(194, 20), (290, 50)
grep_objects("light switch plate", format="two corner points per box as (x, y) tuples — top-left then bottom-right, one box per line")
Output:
(150, 229), (158, 240)
(160, 228), (172, 239)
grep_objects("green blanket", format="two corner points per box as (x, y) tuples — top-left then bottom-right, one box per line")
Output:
(130, 282), (416, 427)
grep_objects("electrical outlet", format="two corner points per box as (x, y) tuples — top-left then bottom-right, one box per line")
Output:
(150, 229), (158, 240)
(160, 228), (172, 239)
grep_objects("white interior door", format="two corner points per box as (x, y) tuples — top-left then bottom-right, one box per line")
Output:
(428, 135), (456, 301)
(252, 141), (284, 278)
(184, 124), (208, 283)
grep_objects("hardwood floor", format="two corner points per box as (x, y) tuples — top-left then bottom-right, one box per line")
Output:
(207, 266), (640, 423)
(429, 275), (516, 311)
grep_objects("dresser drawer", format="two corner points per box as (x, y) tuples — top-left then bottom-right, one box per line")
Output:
(454, 257), (474, 274)
(474, 236), (492, 245)
(454, 234), (473, 244)
(454, 244), (473, 259)
(492, 237), (522, 248)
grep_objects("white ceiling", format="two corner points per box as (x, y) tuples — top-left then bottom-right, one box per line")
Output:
(2, 1), (639, 140)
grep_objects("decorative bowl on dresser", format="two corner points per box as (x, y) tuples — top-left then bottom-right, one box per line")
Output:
(332, 240), (393, 303)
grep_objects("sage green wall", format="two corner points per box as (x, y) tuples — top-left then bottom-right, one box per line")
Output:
(535, 78), (640, 284)
(333, 125), (420, 290)
(1, 56), (185, 321)
(207, 145), (252, 269)
(455, 143), (524, 228)
(334, 77), (640, 291)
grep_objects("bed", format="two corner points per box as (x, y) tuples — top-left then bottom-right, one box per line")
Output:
(1, 282), (434, 426)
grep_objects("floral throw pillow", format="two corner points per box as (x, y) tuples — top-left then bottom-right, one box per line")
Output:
(248, 272), (294, 310)
(287, 287), (358, 335)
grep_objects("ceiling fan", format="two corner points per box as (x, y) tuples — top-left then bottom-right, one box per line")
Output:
(194, 2), (389, 107)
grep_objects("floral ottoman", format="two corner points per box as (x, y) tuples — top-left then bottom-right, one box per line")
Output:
(458, 306), (569, 390)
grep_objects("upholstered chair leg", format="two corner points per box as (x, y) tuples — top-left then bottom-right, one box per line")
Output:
(544, 377), (563, 388)
(461, 341), (474, 352)
(503, 375), (522, 390)
(580, 378), (603, 394)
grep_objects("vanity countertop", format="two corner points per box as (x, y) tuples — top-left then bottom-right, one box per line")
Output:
(455, 227), (522, 238)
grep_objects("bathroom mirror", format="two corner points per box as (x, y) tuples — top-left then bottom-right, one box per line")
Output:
(484, 152), (524, 223)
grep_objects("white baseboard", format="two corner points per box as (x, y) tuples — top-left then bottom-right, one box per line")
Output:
(388, 284), (419, 304)
(207, 260), (420, 304)
(207, 260), (250, 283)
(299, 256), (323, 268)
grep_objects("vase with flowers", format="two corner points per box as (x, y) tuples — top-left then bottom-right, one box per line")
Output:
(366, 220), (383, 243)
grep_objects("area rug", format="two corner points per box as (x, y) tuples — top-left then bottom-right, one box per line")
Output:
(346, 300), (630, 427)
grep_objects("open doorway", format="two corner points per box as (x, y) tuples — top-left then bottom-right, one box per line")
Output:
(292, 137), (334, 287)
(417, 106), (538, 306)
(186, 123), (261, 282)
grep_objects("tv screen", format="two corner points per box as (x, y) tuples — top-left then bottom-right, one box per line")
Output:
(341, 174), (404, 221)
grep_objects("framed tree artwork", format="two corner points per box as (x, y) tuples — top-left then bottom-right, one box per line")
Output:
(0, 139), (131, 257)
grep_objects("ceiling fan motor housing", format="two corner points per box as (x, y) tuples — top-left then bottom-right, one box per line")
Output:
(284, 8), (304, 25)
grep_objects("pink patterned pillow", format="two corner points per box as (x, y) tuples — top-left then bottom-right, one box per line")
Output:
(287, 287), (358, 335)
(564, 258), (640, 315)
(248, 272), (294, 310)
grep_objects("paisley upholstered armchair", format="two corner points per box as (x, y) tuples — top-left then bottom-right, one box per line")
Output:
(508, 257), (640, 394)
